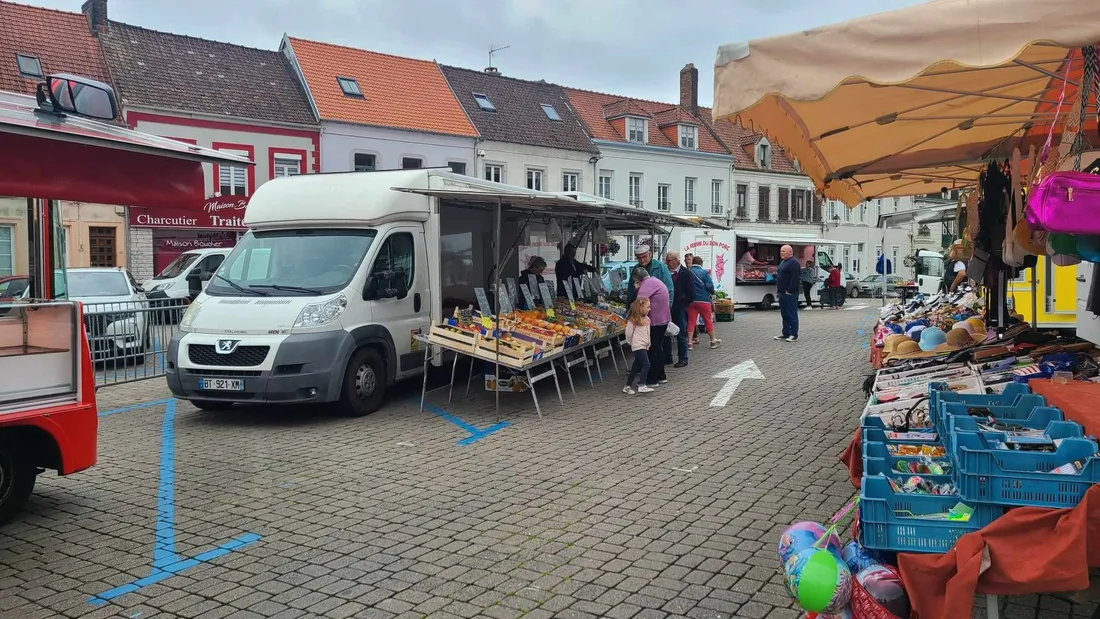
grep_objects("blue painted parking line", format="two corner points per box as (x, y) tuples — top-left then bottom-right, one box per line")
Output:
(419, 401), (510, 445)
(88, 399), (261, 606)
(98, 398), (174, 418)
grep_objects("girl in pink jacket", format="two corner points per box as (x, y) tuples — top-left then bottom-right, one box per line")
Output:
(624, 298), (655, 394)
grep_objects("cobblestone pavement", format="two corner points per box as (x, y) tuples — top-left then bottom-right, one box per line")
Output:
(1, 306), (1094, 619)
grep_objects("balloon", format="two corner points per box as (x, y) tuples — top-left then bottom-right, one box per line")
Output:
(856, 564), (911, 618)
(778, 521), (842, 565)
(784, 548), (853, 613)
(840, 541), (879, 574)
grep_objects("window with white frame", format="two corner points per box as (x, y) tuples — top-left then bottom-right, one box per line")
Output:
(736, 184), (748, 218)
(0, 225), (13, 276)
(684, 178), (697, 213)
(875, 245), (882, 258)
(843, 246), (851, 273)
(272, 154), (302, 178)
(793, 190), (806, 220)
(657, 184), (670, 212)
(562, 172), (579, 192)
(891, 246), (900, 273)
(526, 168), (544, 191)
(598, 171), (613, 199)
(218, 150), (249, 196)
(758, 141), (771, 168)
(627, 117), (646, 144)
(628, 173), (643, 207)
(447, 161), (467, 175)
(710, 180), (722, 214)
(484, 163), (504, 183)
(679, 125), (698, 150)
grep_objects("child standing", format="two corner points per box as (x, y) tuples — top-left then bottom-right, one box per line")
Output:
(624, 297), (654, 395)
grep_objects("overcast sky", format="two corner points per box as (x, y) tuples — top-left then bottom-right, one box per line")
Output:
(27, 0), (923, 105)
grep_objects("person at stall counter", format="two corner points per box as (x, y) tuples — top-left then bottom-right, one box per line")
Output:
(738, 246), (766, 266)
(623, 297), (654, 395)
(554, 243), (596, 298)
(519, 256), (547, 310)
(947, 245), (968, 292)
(631, 266), (670, 387)
(775, 245), (800, 342)
(688, 256), (721, 349)
(665, 251), (696, 368)
(800, 260), (816, 309)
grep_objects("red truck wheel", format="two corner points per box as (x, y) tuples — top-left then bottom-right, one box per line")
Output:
(0, 442), (37, 525)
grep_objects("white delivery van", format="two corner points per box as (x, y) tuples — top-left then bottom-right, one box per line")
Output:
(668, 229), (854, 309)
(166, 169), (634, 415)
(143, 248), (232, 300)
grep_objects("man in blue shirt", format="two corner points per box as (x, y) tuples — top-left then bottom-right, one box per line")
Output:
(774, 244), (801, 342)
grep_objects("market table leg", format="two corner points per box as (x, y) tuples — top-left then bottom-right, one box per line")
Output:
(419, 343), (432, 415)
(551, 365), (564, 406)
(590, 345), (604, 383)
(581, 348), (594, 388)
(465, 355), (475, 395)
(559, 357), (577, 396)
(447, 351), (459, 404)
(606, 340), (620, 375)
(525, 368), (543, 419)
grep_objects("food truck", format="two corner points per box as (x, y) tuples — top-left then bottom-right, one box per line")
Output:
(0, 76), (248, 522)
(668, 229), (853, 308)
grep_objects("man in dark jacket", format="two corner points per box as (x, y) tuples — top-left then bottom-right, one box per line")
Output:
(555, 243), (596, 298)
(664, 251), (696, 367)
(774, 245), (801, 342)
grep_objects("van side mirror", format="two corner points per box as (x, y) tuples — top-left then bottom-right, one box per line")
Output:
(37, 74), (119, 120)
(186, 272), (202, 300)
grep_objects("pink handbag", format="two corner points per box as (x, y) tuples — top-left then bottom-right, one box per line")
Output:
(1025, 171), (1100, 235)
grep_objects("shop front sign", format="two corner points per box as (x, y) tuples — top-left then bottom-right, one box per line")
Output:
(129, 196), (250, 230)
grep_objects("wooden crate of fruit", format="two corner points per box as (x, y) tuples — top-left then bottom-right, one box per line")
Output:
(428, 323), (480, 353)
(476, 333), (542, 369)
(714, 299), (735, 322)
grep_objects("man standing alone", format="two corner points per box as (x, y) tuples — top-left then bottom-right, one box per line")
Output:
(800, 260), (816, 309)
(775, 245), (801, 342)
(664, 251), (695, 368)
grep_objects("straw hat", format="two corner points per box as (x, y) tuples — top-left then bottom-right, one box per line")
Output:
(933, 327), (982, 351)
(891, 339), (940, 359)
(966, 317), (986, 335)
(883, 334), (909, 354)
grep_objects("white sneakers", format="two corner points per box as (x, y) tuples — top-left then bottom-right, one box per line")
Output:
(624, 385), (655, 395)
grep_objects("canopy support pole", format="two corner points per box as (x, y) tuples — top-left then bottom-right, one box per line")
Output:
(493, 196), (502, 419)
(881, 217), (888, 307)
(1031, 263), (1038, 328)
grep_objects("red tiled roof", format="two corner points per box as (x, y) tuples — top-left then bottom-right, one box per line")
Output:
(285, 37), (477, 137)
(700, 106), (801, 174)
(653, 106), (699, 128)
(602, 99), (651, 120)
(0, 1), (112, 97)
(565, 87), (726, 155)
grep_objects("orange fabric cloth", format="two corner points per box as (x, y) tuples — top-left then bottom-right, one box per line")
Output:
(870, 345), (883, 369)
(1030, 379), (1100, 436)
(839, 425), (1100, 619)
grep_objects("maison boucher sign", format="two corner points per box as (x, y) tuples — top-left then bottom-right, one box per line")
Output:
(128, 197), (249, 230)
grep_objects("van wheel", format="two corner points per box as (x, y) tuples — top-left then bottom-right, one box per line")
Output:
(340, 348), (386, 417)
(0, 441), (37, 525)
(758, 294), (775, 310)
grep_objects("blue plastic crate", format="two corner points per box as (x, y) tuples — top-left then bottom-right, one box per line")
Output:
(862, 427), (943, 460)
(954, 430), (1099, 508)
(859, 476), (1004, 554)
(864, 442), (955, 476)
(944, 408), (1067, 459)
(861, 414), (938, 437)
(864, 457), (953, 486)
(932, 388), (1046, 439)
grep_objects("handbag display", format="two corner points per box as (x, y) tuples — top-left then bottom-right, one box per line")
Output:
(1024, 171), (1100, 234)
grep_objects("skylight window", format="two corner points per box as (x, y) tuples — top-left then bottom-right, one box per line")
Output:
(540, 103), (561, 121)
(337, 76), (362, 98)
(16, 54), (42, 78)
(473, 93), (496, 111)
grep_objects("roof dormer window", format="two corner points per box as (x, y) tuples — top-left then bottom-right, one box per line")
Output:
(757, 139), (771, 169)
(473, 93), (496, 111)
(678, 124), (697, 150)
(627, 116), (646, 144)
(337, 76), (362, 98)
(16, 54), (42, 79)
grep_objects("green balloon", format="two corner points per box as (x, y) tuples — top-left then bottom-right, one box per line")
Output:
(794, 548), (841, 612)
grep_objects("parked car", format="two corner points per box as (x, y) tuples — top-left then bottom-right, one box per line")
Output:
(857, 274), (905, 298)
(843, 272), (860, 298)
(601, 260), (637, 293)
(143, 248), (231, 322)
(67, 267), (150, 362)
(0, 275), (29, 302)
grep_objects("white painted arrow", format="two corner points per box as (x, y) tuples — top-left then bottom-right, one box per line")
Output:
(709, 360), (764, 407)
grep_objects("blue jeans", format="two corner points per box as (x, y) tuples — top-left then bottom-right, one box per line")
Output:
(779, 291), (799, 338)
(627, 350), (650, 388)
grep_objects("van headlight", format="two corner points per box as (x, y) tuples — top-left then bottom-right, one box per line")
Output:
(294, 294), (347, 328)
(179, 299), (203, 332)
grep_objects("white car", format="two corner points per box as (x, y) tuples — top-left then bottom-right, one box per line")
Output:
(67, 267), (150, 362)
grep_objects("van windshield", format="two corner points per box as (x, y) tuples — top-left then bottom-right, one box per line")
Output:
(206, 229), (377, 297)
(155, 253), (200, 279)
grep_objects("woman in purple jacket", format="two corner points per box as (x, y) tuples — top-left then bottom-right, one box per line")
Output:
(631, 266), (671, 387)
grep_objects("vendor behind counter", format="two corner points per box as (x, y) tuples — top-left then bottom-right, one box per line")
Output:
(554, 243), (596, 297)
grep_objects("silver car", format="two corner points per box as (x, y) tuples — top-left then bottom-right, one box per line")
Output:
(67, 267), (150, 362)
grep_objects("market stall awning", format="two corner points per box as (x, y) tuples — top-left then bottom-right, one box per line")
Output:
(712, 0), (1100, 205)
(0, 92), (251, 211)
(877, 203), (957, 229)
(395, 187), (730, 231)
(734, 230), (857, 246)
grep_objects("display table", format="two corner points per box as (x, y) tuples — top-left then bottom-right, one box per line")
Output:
(415, 331), (628, 419)
(839, 380), (1100, 619)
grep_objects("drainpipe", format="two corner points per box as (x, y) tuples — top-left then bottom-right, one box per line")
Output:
(590, 154), (601, 196)
(728, 163), (735, 226)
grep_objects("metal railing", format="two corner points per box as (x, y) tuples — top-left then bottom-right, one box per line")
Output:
(84, 297), (189, 389)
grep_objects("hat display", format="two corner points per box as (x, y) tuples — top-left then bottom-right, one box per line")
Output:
(883, 334), (909, 354)
(917, 327), (948, 352)
(905, 325), (927, 341)
(934, 328), (981, 351)
(951, 320), (976, 334)
(966, 317), (986, 335)
(891, 339), (939, 359)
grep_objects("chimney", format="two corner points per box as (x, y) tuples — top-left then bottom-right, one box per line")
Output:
(484, 66), (500, 75)
(679, 63), (698, 114)
(81, 0), (108, 36)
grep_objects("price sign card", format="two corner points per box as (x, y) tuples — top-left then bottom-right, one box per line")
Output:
(609, 268), (623, 291)
(474, 287), (492, 316)
(528, 274), (541, 305)
(572, 277), (584, 301)
(539, 283), (556, 318)
(497, 284), (514, 314)
(506, 278), (519, 305)
(519, 283), (536, 309)
(563, 278), (576, 309)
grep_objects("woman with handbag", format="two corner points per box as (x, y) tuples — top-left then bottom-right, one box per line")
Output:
(631, 266), (671, 388)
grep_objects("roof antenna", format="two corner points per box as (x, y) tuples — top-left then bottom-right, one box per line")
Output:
(486, 44), (509, 75)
